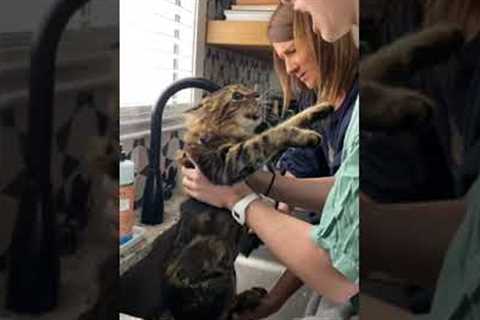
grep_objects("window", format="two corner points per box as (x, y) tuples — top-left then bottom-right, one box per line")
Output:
(120, 0), (202, 120)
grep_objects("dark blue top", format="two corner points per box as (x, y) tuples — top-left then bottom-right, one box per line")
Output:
(278, 79), (359, 178)
(320, 80), (358, 175)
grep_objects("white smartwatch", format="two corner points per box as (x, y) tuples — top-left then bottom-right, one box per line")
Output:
(231, 193), (260, 225)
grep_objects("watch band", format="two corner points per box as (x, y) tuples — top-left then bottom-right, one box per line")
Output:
(231, 193), (260, 225)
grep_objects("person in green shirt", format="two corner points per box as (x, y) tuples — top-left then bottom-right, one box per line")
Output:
(181, 100), (359, 306)
(182, 1), (360, 317)
(361, 172), (480, 320)
(360, 0), (479, 318)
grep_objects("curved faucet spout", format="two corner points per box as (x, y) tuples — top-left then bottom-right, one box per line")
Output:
(142, 77), (220, 225)
(7, 0), (91, 314)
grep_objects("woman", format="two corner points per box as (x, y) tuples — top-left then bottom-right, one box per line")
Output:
(239, 5), (358, 318)
(271, 5), (358, 178)
(182, 0), (360, 317)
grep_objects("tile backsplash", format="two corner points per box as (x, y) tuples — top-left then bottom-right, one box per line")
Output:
(204, 46), (273, 94)
(205, 0), (275, 92)
(120, 129), (184, 210)
(0, 31), (117, 256)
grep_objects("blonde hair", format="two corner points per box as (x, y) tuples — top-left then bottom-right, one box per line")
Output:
(269, 10), (358, 113)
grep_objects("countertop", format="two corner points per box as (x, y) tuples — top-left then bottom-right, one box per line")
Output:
(119, 192), (186, 276)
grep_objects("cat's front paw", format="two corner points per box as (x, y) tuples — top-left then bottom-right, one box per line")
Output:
(300, 104), (334, 128)
(409, 23), (464, 70)
(286, 103), (334, 128)
(229, 287), (268, 316)
(308, 103), (335, 123)
(399, 92), (435, 128)
(305, 131), (323, 147)
(293, 128), (323, 147)
(361, 82), (435, 131)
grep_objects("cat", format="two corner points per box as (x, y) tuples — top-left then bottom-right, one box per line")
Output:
(360, 23), (465, 130)
(162, 84), (333, 320)
(177, 85), (332, 184)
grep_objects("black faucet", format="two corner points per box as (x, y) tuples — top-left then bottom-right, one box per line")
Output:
(6, 0), (91, 314)
(141, 77), (220, 225)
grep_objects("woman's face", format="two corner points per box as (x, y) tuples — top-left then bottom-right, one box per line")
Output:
(282, 0), (356, 42)
(273, 39), (319, 89)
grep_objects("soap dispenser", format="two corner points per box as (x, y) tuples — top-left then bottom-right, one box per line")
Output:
(119, 145), (135, 245)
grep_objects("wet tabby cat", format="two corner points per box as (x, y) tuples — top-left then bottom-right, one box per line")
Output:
(361, 23), (464, 130)
(162, 84), (333, 320)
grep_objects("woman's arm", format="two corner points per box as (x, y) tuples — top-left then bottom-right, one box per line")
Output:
(247, 171), (334, 212)
(237, 270), (304, 320)
(241, 199), (358, 304)
(182, 166), (357, 303)
(361, 193), (466, 288)
(268, 270), (304, 307)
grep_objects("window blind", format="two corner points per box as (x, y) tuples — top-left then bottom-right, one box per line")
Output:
(120, 0), (198, 113)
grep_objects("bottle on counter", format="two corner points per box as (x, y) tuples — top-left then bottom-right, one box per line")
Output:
(119, 145), (135, 245)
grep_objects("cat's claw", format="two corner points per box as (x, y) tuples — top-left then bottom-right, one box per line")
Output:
(305, 131), (323, 147)
(290, 128), (323, 147)
(400, 93), (434, 128)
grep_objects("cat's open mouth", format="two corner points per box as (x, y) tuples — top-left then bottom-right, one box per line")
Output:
(254, 122), (269, 134)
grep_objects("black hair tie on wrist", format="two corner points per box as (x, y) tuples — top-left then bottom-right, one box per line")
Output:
(273, 167), (286, 209)
(264, 166), (276, 198)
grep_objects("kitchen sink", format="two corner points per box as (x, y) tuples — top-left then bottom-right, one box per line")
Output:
(235, 246), (313, 320)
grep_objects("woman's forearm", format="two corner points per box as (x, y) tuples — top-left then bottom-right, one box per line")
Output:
(269, 270), (304, 306)
(245, 199), (358, 304)
(361, 195), (466, 288)
(247, 171), (334, 212)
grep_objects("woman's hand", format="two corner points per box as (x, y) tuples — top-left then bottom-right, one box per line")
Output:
(181, 165), (251, 209)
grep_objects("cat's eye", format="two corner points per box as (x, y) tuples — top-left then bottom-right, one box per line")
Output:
(232, 92), (244, 101)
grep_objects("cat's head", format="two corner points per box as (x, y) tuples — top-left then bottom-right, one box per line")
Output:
(184, 84), (264, 141)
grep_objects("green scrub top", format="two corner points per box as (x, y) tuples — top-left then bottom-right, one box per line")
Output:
(417, 175), (480, 320)
(311, 97), (359, 284)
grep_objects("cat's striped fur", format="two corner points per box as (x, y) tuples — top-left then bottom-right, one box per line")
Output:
(178, 84), (333, 185)
(361, 23), (464, 130)
(163, 84), (333, 320)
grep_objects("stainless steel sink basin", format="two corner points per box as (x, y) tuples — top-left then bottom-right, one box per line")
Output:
(235, 246), (313, 319)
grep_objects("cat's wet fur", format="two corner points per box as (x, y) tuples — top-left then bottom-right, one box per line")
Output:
(162, 84), (333, 320)
(361, 23), (465, 130)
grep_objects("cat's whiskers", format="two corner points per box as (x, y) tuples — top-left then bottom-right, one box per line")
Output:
(256, 91), (272, 123)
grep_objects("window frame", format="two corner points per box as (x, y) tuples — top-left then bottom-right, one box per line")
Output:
(119, 0), (207, 139)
